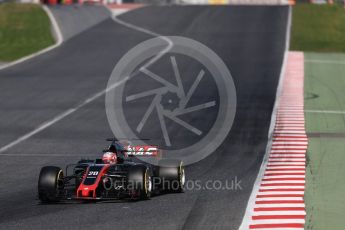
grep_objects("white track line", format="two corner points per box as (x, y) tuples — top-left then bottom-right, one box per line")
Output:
(259, 185), (304, 191)
(265, 170), (305, 174)
(255, 197), (304, 201)
(267, 162), (305, 166)
(266, 168), (305, 171)
(305, 109), (345, 114)
(250, 219), (305, 225)
(271, 146), (307, 149)
(271, 150), (306, 153)
(238, 6), (292, 230)
(260, 186), (305, 190)
(272, 142), (308, 145)
(255, 203), (305, 208)
(0, 79), (126, 154)
(0, 6), (63, 71)
(0, 6), (173, 155)
(305, 59), (345, 65)
(269, 156), (306, 159)
(263, 176), (305, 180)
(253, 211), (306, 215)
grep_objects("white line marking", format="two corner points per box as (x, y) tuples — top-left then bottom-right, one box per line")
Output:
(238, 7), (292, 230)
(261, 183), (305, 189)
(274, 132), (306, 135)
(267, 162), (305, 170)
(253, 211), (306, 215)
(273, 133), (307, 136)
(260, 185), (305, 189)
(267, 163), (305, 166)
(275, 123), (306, 125)
(278, 110), (304, 115)
(0, 78), (127, 154)
(259, 186), (305, 190)
(273, 140), (307, 143)
(255, 197), (304, 201)
(267, 162), (305, 164)
(274, 134), (307, 137)
(305, 109), (345, 115)
(249, 227), (304, 230)
(263, 175), (305, 179)
(0, 6), (173, 154)
(271, 150), (306, 153)
(270, 153), (306, 156)
(268, 159), (306, 163)
(273, 138), (307, 141)
(0, 6), (63, 71)
(250, 219), (305, 224)
(305, 59), (345, 65)
(258, 191), (304, 195)
(276, 118), (305, 121)
(275, 127), (306, 129)
(255, 203), (305, 208)
(270, 155), (306, 158)
(265, 171), (305, 174)
(266, 168), (305, 171)
(261, 181), (305, 185)
(273, 142), (308, 145)
(277, 113), (305, 115)
(272, 146), (307, 149)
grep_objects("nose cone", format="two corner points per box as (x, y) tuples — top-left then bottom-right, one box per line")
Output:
(82, 189), (89, 197)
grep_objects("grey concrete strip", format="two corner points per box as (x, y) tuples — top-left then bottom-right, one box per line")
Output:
(48, 5), (111, 41)
(0, 61), (8, 67)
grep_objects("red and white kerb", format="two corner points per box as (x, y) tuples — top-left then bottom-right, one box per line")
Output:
(249, 52), (307, 229)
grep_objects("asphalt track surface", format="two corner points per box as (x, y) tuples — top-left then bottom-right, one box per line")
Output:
(0, 5), (289, 230)
(48, 5), (111, 41)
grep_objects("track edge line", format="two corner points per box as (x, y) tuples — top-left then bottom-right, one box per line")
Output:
(238, 5), (292, 230)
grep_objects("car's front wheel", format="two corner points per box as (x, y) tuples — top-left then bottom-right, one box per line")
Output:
(128, 165), (152, 200)
(38, 166), (64, 203)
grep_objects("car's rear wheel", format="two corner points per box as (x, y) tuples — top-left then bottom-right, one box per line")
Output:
(38, 166), (64, 203)
(158, 159), (185, 192)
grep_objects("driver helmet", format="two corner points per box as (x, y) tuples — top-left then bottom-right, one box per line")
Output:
(102, 152), (117, 164)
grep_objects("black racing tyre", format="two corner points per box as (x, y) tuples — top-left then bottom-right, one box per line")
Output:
(158, 159), (185, 193)
(38, 166), (64, 203)
(128, 165), (152, 200)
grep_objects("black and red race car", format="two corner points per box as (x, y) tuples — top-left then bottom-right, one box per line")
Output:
(37, 138), (185, 203)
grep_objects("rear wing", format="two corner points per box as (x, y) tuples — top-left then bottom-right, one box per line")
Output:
(124, 145), (160, 157)
(105, 138), (160, 157)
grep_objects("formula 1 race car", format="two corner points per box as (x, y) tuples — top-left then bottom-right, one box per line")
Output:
(37, 138), (185, 203)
